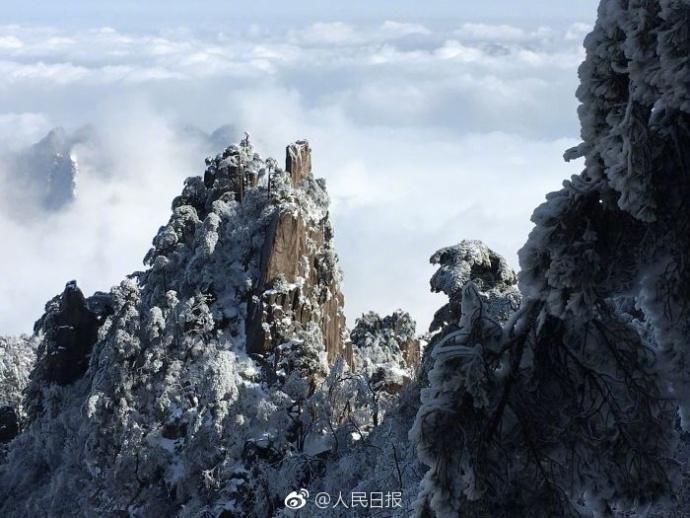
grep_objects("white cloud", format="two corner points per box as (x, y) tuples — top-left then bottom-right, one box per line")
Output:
(435, 40), (485, 62)
(0, 101), (205, 335)
(295, 22), (358, 45)
(455, 23), (528, 41)
(0, 35), (22, 49)
(288, 21), (432, 47)
(0, 20), (589, 336)
(0, 112), (52, 150)
(565, 22), (593, 41)
(379, 21), (431, 38)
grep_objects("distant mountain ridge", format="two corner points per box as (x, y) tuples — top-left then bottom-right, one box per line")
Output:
(0, 123), (239, 220)
(2, 127), (79, 213)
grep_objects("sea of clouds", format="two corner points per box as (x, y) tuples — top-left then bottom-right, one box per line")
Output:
(0, 19), (592, 336)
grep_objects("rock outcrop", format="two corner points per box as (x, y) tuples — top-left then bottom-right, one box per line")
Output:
(351, 310), (421, 372)
(351, 310), (420, 418)
(5, 128), (79, 213)
(285, 140), (312, 186)
(31, 281), (112, 387)
(246, 141), (350, 364)
(0, 138), (357, 517)
(21, 283), (113, 421)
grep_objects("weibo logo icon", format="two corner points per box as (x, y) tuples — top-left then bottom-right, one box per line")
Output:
(284, 489), (310, 510)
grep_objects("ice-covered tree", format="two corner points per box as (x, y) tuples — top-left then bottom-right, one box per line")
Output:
(0, 336), (36, 450)
(351, 310), (420, 425)
(0, 137), (370, 518)
(0, 336), (36, 415)
(413, 1), (690, 516)
(298, 242), (520, 518)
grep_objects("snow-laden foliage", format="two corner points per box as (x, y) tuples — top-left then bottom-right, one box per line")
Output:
(0, 137), (367, 517)
(295, 382), (425, 517)
(352, 310), (417, 370)
(304, 241), (520, 518)
(351, 310), (420, 426)
(0, 336), (35, 414)
(414, 2), (690, 516)
(419, 240), (521, 388)
(0, 336), (35, 460)
(429, 240), (520, 328)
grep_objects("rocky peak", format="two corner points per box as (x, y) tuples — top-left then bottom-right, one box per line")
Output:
(350, 310), (420, 416)
(143, 137), (350, 364)
(38, 128), (68, 154)
(27, 282), (112, 398)
(0, 127), (79, 218)
(0, 137), (358, 517)
(285, 140), (312, 187)
(20, 127), (78, 211)
(351, 310), (420, 370)
(246, 140), (350, 364)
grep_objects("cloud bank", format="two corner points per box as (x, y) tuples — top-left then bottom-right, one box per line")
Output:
(0, 20), (589, 336)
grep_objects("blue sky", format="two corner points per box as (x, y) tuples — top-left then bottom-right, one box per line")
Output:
(0, 4), (598, 335)
(2, 1), (599, 28)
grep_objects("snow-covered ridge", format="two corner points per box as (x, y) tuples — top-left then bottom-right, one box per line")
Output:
(0, 129), (519, 517)
(0, 136), (357, 516)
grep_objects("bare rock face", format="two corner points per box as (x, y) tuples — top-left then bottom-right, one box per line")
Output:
(285, 140), (312, 187)
(247, 142), (351, 364)
(262, 212), (309, 283)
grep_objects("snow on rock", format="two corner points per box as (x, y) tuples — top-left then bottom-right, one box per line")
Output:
(414, 2), (690, 515)
(0, 336), (35, 413)
(0, 335), (36, 447)
(0, 137), (355, 517)
(420, 240), (520, 388)
(352, 310), (420, 372)
(350, 310), (420, 426)
(429, 239), (521, 333)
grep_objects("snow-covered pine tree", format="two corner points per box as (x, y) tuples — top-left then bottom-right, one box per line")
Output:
(413, 1), (690, 516)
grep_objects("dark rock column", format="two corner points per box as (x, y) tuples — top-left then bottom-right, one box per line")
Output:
(35, 281), (113, 386)
(0, 407), (18, 444)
